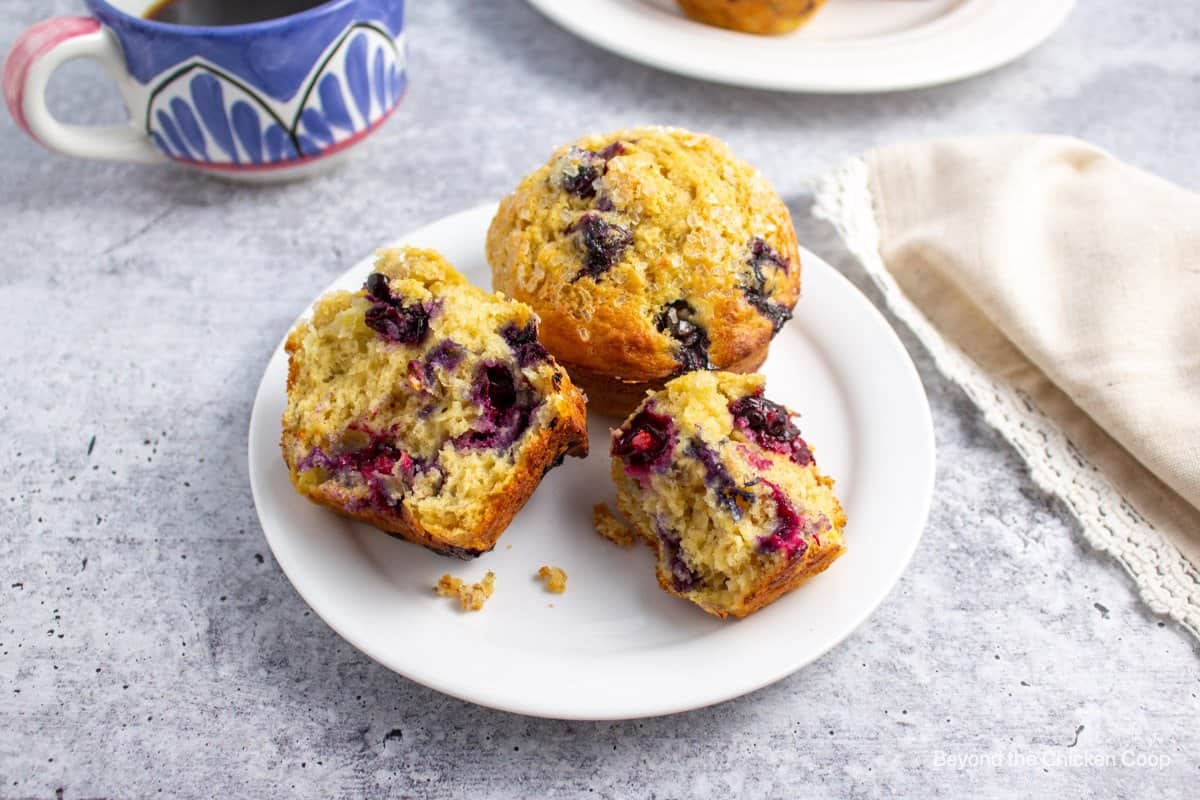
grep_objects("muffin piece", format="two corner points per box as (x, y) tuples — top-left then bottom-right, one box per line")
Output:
(487, 126), (801, 417)
(435, 572), (496, 611)
(610, 371), (844, 618)
(593, 503), (636, 547)
(281, 247), (588, 558)
(676, 0), (828, 35)
(536, 565), (568, 593)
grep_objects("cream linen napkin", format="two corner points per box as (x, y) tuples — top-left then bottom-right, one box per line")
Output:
(812, 135), (1200, 638)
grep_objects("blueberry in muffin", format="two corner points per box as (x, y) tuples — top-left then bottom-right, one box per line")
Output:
(281, 247), (588, 558)
(487, 126), (801, 417)
(610, 370), (844, 618)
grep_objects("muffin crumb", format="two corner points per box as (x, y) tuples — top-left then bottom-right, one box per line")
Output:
(536, 565), (568, 593)
(434, 574), (463, 597)
(593, 503), (636, 547)
(435, 571), (496, 611)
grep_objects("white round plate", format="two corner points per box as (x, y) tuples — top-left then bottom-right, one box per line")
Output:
(525, 0), (1074, 93)
(248, 204), (934, 719)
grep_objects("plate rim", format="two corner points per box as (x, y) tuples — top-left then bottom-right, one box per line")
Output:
(522, 0), (1076, 93)
(247, 203), (936, 719)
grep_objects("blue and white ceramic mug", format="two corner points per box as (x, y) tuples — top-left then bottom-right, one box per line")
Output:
(3, 0), (406, 180)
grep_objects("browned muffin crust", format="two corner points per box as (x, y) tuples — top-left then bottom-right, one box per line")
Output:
(676, 0), (828, 35)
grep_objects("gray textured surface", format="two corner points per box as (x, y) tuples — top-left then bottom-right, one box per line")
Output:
(2, 1), (1198, 797)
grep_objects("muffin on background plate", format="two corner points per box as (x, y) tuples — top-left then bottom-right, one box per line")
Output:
(676, 0), (828, 35)
(487, 126), (801, 417)
(609, 370), (845, 618)
(281, 246), (588, 558)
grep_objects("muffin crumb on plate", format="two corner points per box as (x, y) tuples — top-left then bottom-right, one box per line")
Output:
(435, 571), (496, 611)
(536, 565), (568, 593)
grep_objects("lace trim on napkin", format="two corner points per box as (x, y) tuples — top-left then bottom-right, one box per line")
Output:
(812, 156), (1200, 640)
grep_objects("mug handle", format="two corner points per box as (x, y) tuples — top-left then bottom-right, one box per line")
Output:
(3, 17), (165, 164)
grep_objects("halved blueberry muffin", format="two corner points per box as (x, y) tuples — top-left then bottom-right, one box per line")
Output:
(487, 126), (801, 417)
(282, 247), (588, 558)
(610, 371), (844, 618)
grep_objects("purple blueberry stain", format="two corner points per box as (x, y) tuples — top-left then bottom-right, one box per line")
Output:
(757, 480), (806, 558)
(297, 428), (428, 514)
(567, 213), (633, 282)
(737, 444), (774, 471)
(745, 293), (792, 333)
(423, 339), (465, 379)
(405, 340), (465, 396)
(741, 236), (793, 333)
(656, 299), (712, 374)
(729, 393), (814, 466)
(452, 362), (541, 452)
(611, 404), (677, 480)
(298, 438), (406, 480)
(656, 521), (701, 593)
(598, 140), (627, 160)
(685, 437), (754, 520)
(500, 321), (549, 368)
(756, 480), (829, 559)
(749, 236), (790, 275)
(362, 272), (438, 345)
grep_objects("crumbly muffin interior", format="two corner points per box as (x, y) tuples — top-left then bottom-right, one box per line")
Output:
(611, 371), (845, 613)
(283, 247), (579, 544)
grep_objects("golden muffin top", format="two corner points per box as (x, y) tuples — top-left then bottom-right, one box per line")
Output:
(486, 126), (800, 383)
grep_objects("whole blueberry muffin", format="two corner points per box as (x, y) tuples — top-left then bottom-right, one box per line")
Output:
(486, 126), (801, 417)
(610, 371), (844, 618)
(282, 247), (588, 558)
(676, 0), (828, 35)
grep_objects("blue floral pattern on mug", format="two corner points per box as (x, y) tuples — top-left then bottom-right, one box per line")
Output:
(145, 23), (405, 168)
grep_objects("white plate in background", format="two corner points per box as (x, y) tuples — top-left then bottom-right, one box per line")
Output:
(248, 204), (935, 719)
(525, 0), (1075, 93)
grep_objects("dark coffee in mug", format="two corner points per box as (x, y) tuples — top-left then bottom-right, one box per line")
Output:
(145, 0), (325, 27)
